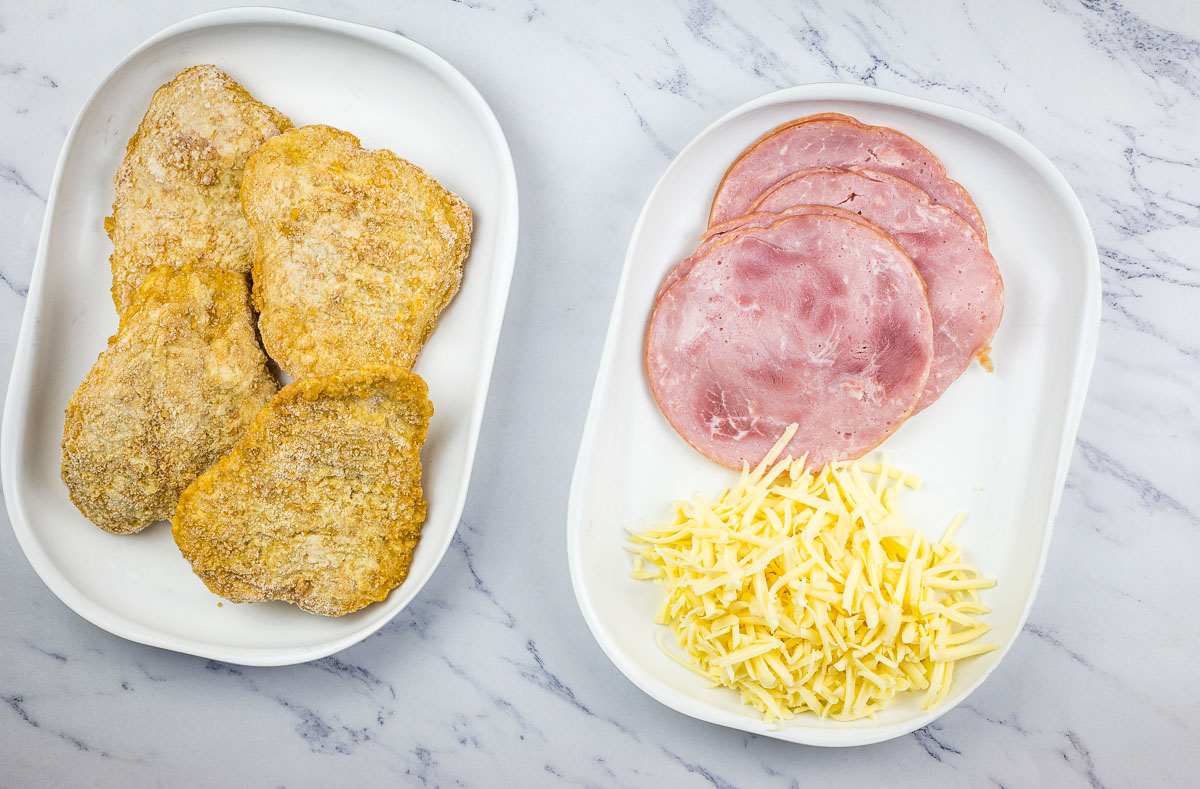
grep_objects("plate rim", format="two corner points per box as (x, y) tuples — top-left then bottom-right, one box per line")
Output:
(566, 82), (1101, 746)
(0, 6), (520, 666)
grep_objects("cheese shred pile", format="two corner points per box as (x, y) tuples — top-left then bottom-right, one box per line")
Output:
(627, 425), (997, 723)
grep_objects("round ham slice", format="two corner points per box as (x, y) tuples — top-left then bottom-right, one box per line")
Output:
(708, 115), (987, 241)
(646, 213), (934, 470)
(653, 203), (880, 304)
(752, 167), (1004, 413)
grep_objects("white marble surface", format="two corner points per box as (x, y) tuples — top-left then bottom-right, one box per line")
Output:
(1, 0), (1197, 785)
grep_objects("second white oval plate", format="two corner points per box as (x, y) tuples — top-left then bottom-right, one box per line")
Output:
(2, 8), (518, 665)
(568, 84), (1098, 746)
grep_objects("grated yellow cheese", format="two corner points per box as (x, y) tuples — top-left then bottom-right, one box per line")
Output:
(627, 427), (997, 723)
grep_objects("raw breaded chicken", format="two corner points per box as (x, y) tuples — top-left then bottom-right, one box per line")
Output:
(241, 125), (473, 378)
(106, 65), (291, 312)
(172, 366), (432, 616)
(61, 266), (278, 534)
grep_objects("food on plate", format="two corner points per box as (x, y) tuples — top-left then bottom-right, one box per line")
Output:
(61, 266), (278, 534)
(646, 213), (934, 471)
(106, 65), (292, 312)
(627, 426), (997, 722)
(61, 66), (479, 622)
(751, 166), (1004, 411)
(172, 365), (433, 616)
(708, 114), (987, 240)
(242, 124), (473, 378)
(648, 112), (1002, 471)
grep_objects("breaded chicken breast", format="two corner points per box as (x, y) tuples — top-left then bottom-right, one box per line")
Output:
(106, 65), (291, 312)
(172, 365), (433, 616)
(61, 266), (278, 534)
(241, 125), (472, 378)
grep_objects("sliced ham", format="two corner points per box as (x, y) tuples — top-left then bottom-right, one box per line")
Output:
(708, 115), (987, 241)
(653, 203), (880, 304)
(646, 213), (934, 470)
(751, 166), (1004, 412)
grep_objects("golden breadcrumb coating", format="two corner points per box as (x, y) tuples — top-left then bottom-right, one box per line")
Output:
(172, 365), (433, 616)
(105, 65), (292, 312)
(241, 124), (473, 378)
(61, 266), (278, 534)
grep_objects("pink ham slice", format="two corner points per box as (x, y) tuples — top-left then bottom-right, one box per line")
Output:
(709, 115), (987, 241)
(646, 213), (934, 470)
(653, 203), (881, 304)
(752, 167), (1004, 413)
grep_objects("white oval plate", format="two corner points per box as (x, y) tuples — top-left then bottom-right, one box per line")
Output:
(567, 84), (1099, 746)
(1, 8), (518, 666)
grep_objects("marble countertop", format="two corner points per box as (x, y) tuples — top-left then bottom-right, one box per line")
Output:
(2, 1), (1197, 785)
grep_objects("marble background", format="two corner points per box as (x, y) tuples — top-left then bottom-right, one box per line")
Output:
(2, 0), (1197, 786)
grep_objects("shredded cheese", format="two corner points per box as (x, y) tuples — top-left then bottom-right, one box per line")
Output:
(627, 429), (997, 723)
